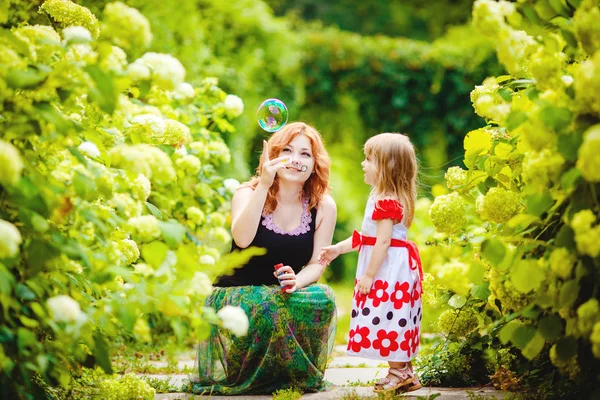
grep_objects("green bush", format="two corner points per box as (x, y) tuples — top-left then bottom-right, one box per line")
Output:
(0, 1), (261, 398)
(423, 0), (600, 397)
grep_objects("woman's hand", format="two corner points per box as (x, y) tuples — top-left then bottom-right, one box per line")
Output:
(318, 244), (340, 266)
(357, 275), (374, 295)
(273, 265), (297, 293)
(259, 140), (290, 188)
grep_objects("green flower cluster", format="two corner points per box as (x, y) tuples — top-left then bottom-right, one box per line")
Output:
(429, 192), (467, 235)
(476, 188), (521, 223)
(438, 308), (479, 337)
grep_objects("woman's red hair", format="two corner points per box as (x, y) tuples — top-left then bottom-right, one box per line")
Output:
(246, 122), (331, 213)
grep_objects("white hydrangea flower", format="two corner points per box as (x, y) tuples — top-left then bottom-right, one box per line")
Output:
(175, 146), (188, 156)
(187, 272), (213, 297)
(0, 140), (24, 186)
(131, 173), (151, 201)
(217, 305), (249, 337)
(174, 82), (195, 99)
(0, 220), (22, 258)
(223, 178), (240, 193)
(199, 255), (216, 265)
(131, 113), (166, 134)
(133, 263), (154, 277)
(62, 26), (92, 43)
(47, 295), (83, 323)
(77, 141), (100, 158)
(128, 62), (151, 81)
(561, 75), (574, 86)
(186, 206), (205, 225)
(224, 94), (244, 118)
(135, 52), (186, 90)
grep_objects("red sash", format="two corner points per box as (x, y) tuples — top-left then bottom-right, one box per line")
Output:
(352, 230), (423, 281)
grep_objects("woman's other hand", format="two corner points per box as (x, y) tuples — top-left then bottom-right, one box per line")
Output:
(273, 265), (297, 293)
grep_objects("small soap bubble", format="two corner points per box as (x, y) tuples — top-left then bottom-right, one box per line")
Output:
(257, 98), (288, 132)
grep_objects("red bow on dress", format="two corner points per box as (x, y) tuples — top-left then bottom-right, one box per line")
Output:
(352, 230), (423, 282)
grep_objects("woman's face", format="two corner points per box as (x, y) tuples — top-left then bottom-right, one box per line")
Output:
(277, 134), (314, 184)
(361, 153), (377, 186)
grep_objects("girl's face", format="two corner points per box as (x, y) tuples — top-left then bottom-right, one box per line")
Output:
(361, 154), (377, 186)
(277, 134), (314, 184)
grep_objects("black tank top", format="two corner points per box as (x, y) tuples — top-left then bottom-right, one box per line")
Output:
(215, 200), (318, 287)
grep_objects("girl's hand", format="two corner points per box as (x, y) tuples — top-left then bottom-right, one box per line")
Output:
(273, 265), (297, 293)
(259, 140), (290, 188)
(357, 275), (374, 295)
(318, 244), (340, 266)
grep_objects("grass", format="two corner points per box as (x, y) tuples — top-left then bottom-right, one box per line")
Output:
(272, 387), (303, 400)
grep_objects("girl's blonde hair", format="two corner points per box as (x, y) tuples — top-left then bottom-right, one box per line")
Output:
(247, 122), (331, 213)
(364, 133), (418, 227)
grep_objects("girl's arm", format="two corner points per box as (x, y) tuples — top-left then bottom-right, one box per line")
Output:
(356, 219), (393, 294)
(317, 230), (359, 266)
(277, 195), (337, 292)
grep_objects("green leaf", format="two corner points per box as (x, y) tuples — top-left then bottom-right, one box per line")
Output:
(538, 315), (563, 340)
(68, 147), (89, 167)
(555, 224), (576, 251)
(15, 284), (36, 301)
(73, 172), (97, 200)
(557, 133), (582, 162)
(17, 328), (37, 352)
(481, 239), (506, 265)
(512, 324), (536, 350)
(0, 28), (32, 58)
(141, 241), (169, 269)
(506, 111), (528, 131)
(85, 65), (118, 115)
(158, 220), (186, 247)
(540, 106), (572, 132)
(468, 262), (486, 283)
(560, 168), (583, 190)
(145, 202), (164, 220)
(448, 294), (467, 308)
(93, 331), (113, 374)
(26, 239), (60, 276)
(526, 193), (555, 217)
(555, 336), (578, 361)
(33, 102), (72, 132)
(171, 319), (186, 343)
(559, 279), (579, 308)
(499, 320), (522, 344)
(497, 88), (513, 102)
(522, 332), (545, 360)
(471, 283), (491, 301)
(0, 264), (15, 294)
(511, 259), (544, 294)
(6, 68), (49, 89)
(521, 4), (542, 24)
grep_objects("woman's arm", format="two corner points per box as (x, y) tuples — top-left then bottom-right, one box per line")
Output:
(356, 219), (393, 294)
(230, 185), (269, 248)
(231, 141), (290, 248)
(294, 195), (337, 289)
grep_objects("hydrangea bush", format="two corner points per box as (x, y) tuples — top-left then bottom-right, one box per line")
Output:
(0, 1), (262, 398)
(423, 0), (600, 394)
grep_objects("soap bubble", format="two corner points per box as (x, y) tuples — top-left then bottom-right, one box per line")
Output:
(257, 98), (288, 132)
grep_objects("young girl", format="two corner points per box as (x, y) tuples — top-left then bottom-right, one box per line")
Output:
(319, 133), (423, 393)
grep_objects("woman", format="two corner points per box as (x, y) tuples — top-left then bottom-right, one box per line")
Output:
(188, 122), (338, 395)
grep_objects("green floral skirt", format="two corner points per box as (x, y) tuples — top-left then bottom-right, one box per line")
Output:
(186, 284), (336, 395)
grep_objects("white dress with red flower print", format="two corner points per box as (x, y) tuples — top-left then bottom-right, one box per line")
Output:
(347, 197), (422, 362)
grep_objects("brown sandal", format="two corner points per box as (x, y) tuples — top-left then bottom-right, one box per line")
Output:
(373, 366), (415, 393)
